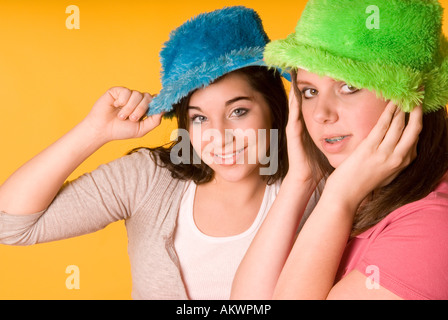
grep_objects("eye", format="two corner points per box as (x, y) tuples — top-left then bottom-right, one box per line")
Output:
(230, 108), (248, 118)
(341, 84), (359, 94)
(190, 114), (207, 124)
(302, 88), (319, 99)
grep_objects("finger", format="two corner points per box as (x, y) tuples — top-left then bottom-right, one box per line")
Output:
(129, 92), (152, 122)
(288, 85), (301, 124)
(377, 108), (405, 154)
(118, 90), (144, 120)
(145, 93), (159, 116)
(394, 105), (423, 157)
(286, 85), (302, 140)
(363, 101), (398, 148)
(110, 87), (132, 108)
(136, 112), (165, 137)
(377, 123), (419, 188)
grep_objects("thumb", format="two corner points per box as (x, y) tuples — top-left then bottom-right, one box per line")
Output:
(136, 112), (165, 137)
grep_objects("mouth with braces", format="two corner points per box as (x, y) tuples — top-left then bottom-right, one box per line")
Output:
(325, 135), (350, 144)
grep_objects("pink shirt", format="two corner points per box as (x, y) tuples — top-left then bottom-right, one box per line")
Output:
(336, 174), (448, 300)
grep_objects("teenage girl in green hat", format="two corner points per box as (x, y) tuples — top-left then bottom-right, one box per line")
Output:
(232, 0), (448, 300)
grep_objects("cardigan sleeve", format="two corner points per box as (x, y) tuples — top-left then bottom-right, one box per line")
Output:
(0, 149), (159, 245)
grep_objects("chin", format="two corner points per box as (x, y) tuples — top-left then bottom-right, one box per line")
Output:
(326, 154), (347, 169)
(213, 164), (260, 183)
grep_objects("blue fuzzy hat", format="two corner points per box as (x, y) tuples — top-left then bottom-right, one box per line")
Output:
(147, 6), (270, 115)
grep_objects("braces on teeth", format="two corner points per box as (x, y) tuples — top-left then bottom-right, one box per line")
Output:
(325, 136), (347, 143)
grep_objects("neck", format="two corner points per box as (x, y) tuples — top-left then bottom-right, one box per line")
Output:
(204, 172), (267, 205)
(192, 168), (270, 237)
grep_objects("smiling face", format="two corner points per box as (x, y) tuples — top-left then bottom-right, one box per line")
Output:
(187, 71), (273, 183)
(296, 69), (389, 168)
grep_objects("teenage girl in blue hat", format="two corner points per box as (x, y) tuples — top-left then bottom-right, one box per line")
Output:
(0, 6), (291, 299)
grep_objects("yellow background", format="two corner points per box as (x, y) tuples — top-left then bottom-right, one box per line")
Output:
(0, 0), (447, 299)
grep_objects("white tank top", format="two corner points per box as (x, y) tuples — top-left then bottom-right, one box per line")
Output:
(174, 180), (280, 300)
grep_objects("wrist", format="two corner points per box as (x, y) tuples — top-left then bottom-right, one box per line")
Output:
(283, 172), (317, 191)
(320, 177), (364, 216)
(77, 118), (111, 147)
(282, 173), (317, 204)
(71, 120), (110, 155)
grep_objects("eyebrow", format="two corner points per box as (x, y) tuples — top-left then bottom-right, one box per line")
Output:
(188, 96), (253, 111)
(296, 80), (314, 86)
(225, 96), (253, 106)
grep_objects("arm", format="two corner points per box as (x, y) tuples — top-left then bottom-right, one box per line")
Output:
(0, 87), (161, 215)
(231, 87), (317, 299)
(0, 149), (159, 245)
(327, 270), (402, 300)
(273, 103), (422, 299)
(0, 87), (163, 216)
(231, 175), (316, 299)
(232, 95), (422, 299)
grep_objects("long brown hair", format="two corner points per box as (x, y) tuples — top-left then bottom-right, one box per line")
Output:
(130, 66), (289, 185)
(291, 70), (448, 236)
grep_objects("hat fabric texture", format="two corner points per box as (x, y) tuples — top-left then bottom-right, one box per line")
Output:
(264, 0), (448, 113)
(148, 6), (270, 116)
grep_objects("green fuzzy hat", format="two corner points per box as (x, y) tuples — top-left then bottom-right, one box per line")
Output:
(264, 0), (448, 113)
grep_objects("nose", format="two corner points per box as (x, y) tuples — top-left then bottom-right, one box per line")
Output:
(212, 120), (235, 149)
(313, 93), (339, 124)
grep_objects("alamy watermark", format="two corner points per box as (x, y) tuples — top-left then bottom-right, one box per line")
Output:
(366, 5), (380, 29)
(365, 265), (380, 290)
(66, 5), (80, 30)
(169, 128), (279, 176)
(65, 265), (80, 290)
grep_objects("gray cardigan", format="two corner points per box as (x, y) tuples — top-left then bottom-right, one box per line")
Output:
(0, 149), (317, 299)
(0, 149), (189, 299)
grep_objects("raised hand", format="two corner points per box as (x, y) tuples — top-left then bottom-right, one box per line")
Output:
(0, 87), (164, 215)
(325, 102), (423, 212)
(285, 85), (315, 185)
(83, 87), (164, 143)
(270, 102), (422, 300)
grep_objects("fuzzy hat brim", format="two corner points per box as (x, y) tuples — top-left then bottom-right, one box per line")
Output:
(148, 47), (265, 116)
(265, 36), (423, 112)
(265, 35), (448, 113)
(264, 0), (448, 114)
